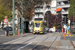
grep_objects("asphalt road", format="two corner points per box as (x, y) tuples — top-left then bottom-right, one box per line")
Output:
(0, 30), (5, 35)
(0, 32), (75, 50)
(0, 29), (19, 45)
(0, 36), (19, 45)
(0, 32), (58, 50)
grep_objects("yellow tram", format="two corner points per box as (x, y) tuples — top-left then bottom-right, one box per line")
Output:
(33, 20), (46, 34)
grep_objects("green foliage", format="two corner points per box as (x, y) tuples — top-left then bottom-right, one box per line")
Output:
(0, 0), (12, 22)
(8, 33), (13, 35)
(15, 32), (18, 35)
(44, 11), (62, 28)
(9, 32), (18, 36)
(0, 0), (51, 22)
(68, 0), (75, 19)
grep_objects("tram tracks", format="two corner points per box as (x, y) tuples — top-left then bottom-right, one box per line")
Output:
(17, 33), (59, 50)
(32, 33), (59, 50)
(0, 33), (60, 50)
(10, 33), (51, 50)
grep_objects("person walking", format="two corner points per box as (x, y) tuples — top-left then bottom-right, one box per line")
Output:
(6, 25), (9, 36)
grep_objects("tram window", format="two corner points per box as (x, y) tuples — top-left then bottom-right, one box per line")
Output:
(35, 23), (40, 27)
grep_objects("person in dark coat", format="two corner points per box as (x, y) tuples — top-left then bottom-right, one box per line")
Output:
(6, 25), (9, 36)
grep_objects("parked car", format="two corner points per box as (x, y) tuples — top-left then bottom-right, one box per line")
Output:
(56, 29), (61, 32)
(3, 27), (12, 31)
(9, 27), (12, 31)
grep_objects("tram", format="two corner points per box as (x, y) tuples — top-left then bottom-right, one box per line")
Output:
(32, 20), (46, 34)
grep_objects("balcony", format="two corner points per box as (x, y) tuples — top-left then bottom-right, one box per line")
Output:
(34, 15), (44, 18)
(34, 14), (44, 19)
(61, 11), (69, 14)
(35, 9), (43, 12)
(57, 0), (69, 2)
(35, 5), (43, 8)
(57, 4), (70, 8)
(35, 12), (43, 14)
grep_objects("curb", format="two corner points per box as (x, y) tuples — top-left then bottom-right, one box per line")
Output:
(71, 41), (75, 48)
(60, 34), (74, 36)
(0, 35), (4, 36)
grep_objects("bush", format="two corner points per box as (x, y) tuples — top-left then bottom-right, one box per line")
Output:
(9, 32), (18, 35)
(15, 32), (18, 35)
(8, 33), (13, 35)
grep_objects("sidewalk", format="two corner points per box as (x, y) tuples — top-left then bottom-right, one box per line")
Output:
(50, 40), (74, 50)
(0, 32), (32, 37)
(59, 32), (75, 50)
(71, 41), (75, 48)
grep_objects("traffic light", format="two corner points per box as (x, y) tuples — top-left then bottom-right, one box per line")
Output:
(63, 17), (68, 24)
(63, 17), (65, 24)
(65, 17), (68, 24)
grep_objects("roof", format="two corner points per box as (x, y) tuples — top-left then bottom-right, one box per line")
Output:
(56, 8), (62, 11)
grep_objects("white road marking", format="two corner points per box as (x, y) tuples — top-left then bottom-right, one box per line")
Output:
(17, 42), (32, 50)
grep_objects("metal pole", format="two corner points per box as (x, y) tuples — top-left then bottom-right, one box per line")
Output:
(73, 1), (75, 22)
(73, 8), (74, 22)
(21, 0), (23, 33)
(12, 0), (15, 36)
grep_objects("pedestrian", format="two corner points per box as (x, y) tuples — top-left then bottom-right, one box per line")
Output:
(6, 25), (9, 36)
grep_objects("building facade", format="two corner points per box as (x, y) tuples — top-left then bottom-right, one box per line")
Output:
(32, 0), (70, 21)
(32, 1), (51, 21)
(56, 0), (70, 18)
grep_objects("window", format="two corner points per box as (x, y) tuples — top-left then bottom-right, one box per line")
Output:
(35, 23), (40, 27)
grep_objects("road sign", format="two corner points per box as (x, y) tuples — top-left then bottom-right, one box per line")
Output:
(4, 19), (8, 23)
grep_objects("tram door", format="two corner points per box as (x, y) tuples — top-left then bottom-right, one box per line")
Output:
(24, 21), (29, 33)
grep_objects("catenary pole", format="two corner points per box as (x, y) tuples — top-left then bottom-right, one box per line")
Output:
(21, 0), (24, 33)
(12, 0), (15, 36)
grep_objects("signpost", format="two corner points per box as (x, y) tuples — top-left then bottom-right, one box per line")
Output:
(4, 19), (8, 23)
(4, 16), (8, 36)
(4, 16), (8, 23)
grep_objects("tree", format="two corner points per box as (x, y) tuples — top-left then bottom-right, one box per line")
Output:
(0, 0), (12, 22)
(0, 0), (51, 21)
(44, 11), (62, 28)
(17, 0), (44, 20)
(0, 0), (51, 22)
(68, 0), (75, 22)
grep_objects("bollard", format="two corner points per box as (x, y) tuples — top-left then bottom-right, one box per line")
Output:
(67, 30), (69, 35)
(31, 29), (32, 32)
(69, 30), (71, 35)
(5, 31), (7, 36)
(18, 29), (20, 36)
(64, 33), (66, 40)
(62, 29), (63, 32)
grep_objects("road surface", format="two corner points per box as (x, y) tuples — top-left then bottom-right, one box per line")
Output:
(0, 32), (74, 50)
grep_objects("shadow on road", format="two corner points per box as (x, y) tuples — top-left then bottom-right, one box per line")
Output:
(0, 43), (56, 50)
